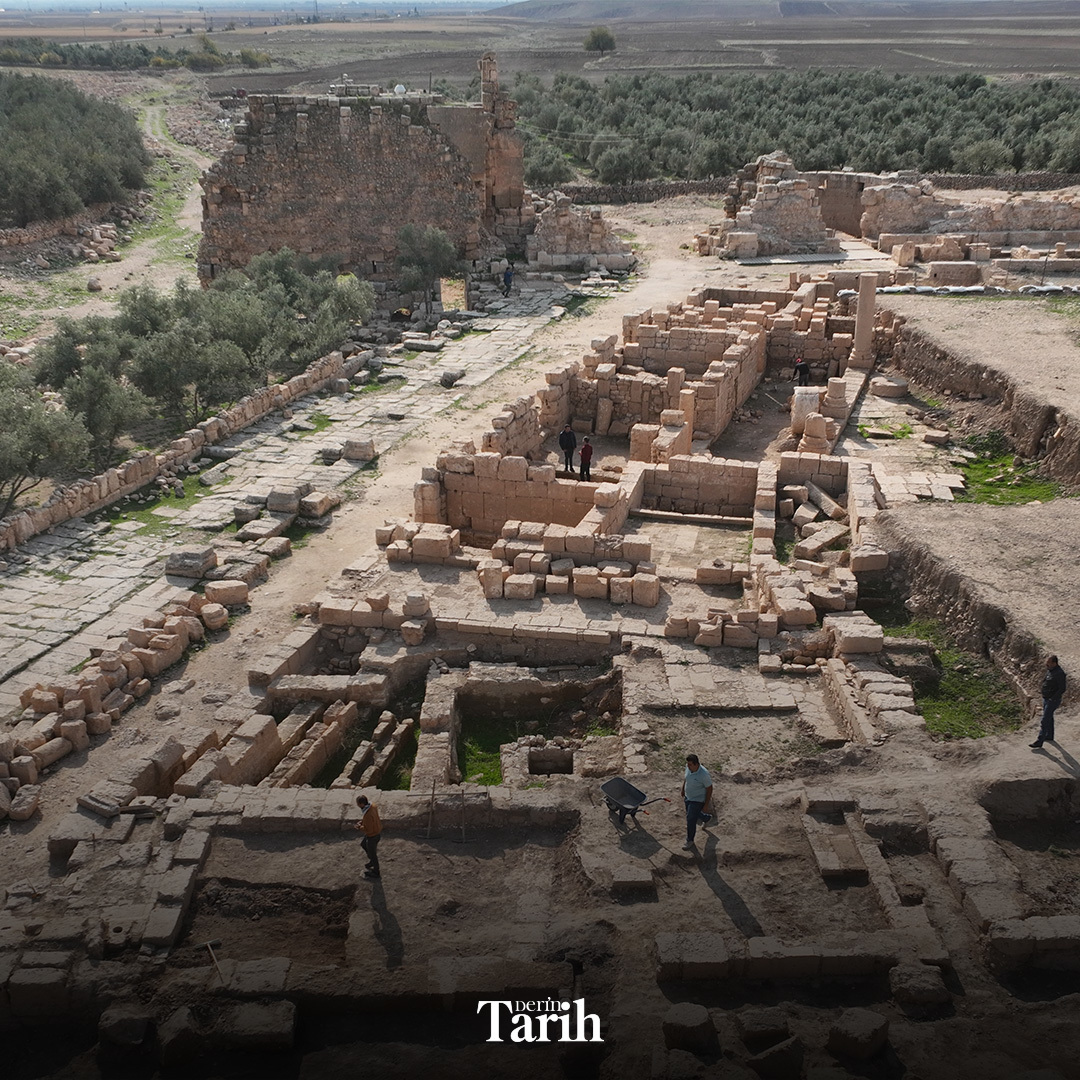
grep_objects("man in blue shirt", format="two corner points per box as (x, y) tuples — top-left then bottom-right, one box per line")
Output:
(680, 753), (713, 851)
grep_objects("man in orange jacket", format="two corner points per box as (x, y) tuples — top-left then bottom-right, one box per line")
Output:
(355, 795), (383, 879)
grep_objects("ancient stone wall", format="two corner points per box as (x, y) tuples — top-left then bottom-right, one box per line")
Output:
(696, 153), (841, 258)
(526, 194), (635, 272)
(0, 201), (115, 257)
(199, 55), (524, 283)
(200, 96), (488, 281)
(861, 183), (1080, 245)
(0, 349), (359, 554)
(640, 457), (758, 516)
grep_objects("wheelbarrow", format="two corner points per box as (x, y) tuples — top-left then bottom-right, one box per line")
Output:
(601, 776), (670, 823)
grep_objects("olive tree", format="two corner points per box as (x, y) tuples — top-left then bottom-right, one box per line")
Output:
(584, 27), (615, 57)
(395, 225), (461, 316)
(0, 364), (90, 518)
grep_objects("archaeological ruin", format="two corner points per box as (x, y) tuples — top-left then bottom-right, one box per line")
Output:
(198, 54), (633, 308)
(5, 59), (1080, 1078)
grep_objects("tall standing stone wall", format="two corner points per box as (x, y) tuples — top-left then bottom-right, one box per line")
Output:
(199, 96), (491, 282)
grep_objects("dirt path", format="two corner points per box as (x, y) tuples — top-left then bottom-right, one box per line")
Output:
(39, 107), (211, 325)
(176, 197), (783, 689)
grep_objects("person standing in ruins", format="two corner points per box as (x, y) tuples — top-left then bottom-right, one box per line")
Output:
(502, 264), (514, 297)
(559, 424), (577, 473)
(794, 356), (811, 386)
(579, 436), (593, 481)
(1030, 654), (1066, 749)
(355, 794), (383, 878)
(680, 753), (713, 851)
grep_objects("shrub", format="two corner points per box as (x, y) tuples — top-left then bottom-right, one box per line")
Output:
(0, 73), (148, 226)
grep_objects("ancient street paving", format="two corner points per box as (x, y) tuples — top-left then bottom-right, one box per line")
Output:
(0, 296), (578, 716)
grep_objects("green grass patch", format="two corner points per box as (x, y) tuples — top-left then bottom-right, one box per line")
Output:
(379, 726), (418, 791)
(295, 410), (333, 436)
(584, 719), (618, 738)
(282, 519), (320, 550)
(94, 472), (215, 536)
(954, 431), (1063, 505)
(774, 530), (796, 565)
(563, 294), (596, 317)
(355, 376), (405, 395)
(857, 420), (913, 440)
(876, 607), (1025, 739)
(457, 711), (516, 786)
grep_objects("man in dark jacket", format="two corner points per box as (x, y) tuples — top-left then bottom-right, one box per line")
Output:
(558, 424), (577, 473)
(1031, 654), (1066, 749)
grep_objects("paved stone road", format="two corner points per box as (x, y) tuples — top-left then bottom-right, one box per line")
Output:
(0, 285), (589, 716)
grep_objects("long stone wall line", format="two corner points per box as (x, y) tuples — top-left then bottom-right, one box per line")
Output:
(866, 513), (1042, 704)
(887, 323), (1079, 480)
(0, 200), (116, 253)
(0, 349), (355, 554)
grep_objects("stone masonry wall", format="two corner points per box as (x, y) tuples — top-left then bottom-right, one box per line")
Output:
(640, 457), (758, 516)
(526, 195), (635, 272)
(199, 53), (525, 283)
(0, 350), (359, 554)
(200, 97), (488, 281)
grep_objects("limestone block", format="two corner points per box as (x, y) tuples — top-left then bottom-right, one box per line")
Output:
(497, 456), (528, 481)
(204, 580), (249, 607)
(791, 386), (821, 436)
(545, 575), (569, 595)
(631, 574), (660, 607)
(400, 620), (428, 646)
(609, 577), (634, 604)
(99, 1003), (153, 1047)
(201, 604), (230, 631)
(9, 784), (41, 821)
(775, 596), (817, 629)
(9, 967), (69, 1018)
(29, 689), (59, 713)
(572, 567), (608, 600)
(792, 503), (820, 529)
(611, 865), (655, 898)
(850, 545), (889, 572)
(694, 623), (725, 647)
(343, 437), (377, 462)
(165, 547), (217, 579)
(662, 1002), (717, 1054)
(413, 533), (453, 560)
(888, 962), (950, 1005)
(593, 483), (621, 509)
(827, 1008), (889, 1059)
(299, 491), (340, 517)
(869, 376), (908, 399)
(266, 488), (302, 514)
(826, 617), (884, 655)
(213, 1001), (296, 1050)
(58, 720), (89, 752)
(504, 574), (538, 600)
(723, 623), (758, 648)
(86, 712), (112, 736)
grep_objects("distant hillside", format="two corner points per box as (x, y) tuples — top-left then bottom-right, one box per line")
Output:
(490, 0), (1080, 21)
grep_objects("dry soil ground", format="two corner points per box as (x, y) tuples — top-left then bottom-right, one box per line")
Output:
(6, 64), (1080, 1080)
